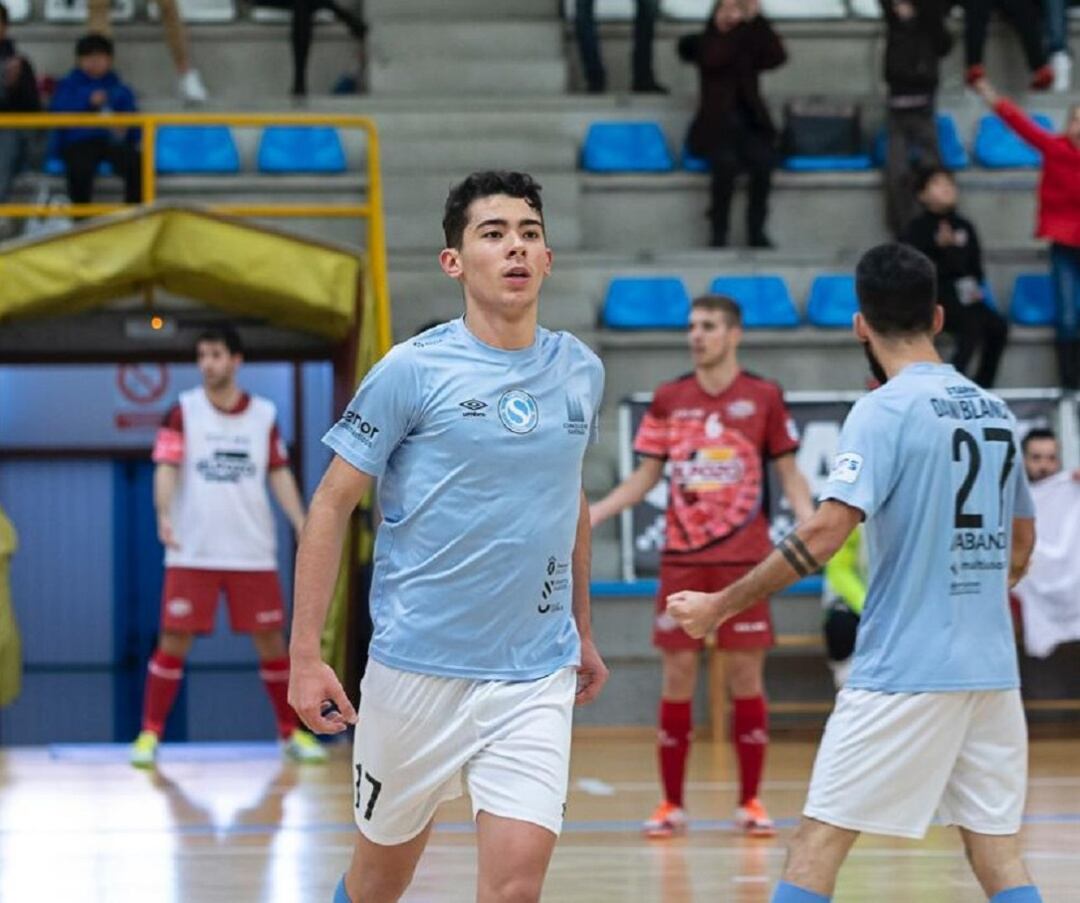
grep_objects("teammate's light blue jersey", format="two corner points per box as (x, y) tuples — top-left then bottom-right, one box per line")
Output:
(820, 362), (1035, 692)
(323, 317), (604, 681)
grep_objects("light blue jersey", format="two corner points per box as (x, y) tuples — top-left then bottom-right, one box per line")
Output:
(323, 317), (604, 681)
(820, 363), (1035, 693)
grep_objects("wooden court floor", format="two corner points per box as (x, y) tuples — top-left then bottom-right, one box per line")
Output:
(1, 734), (1077, 902)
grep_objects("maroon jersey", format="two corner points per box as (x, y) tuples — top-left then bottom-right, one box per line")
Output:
(634, 371), (799, 565)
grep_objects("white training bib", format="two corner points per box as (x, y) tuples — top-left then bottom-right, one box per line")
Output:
(166, 388), (278, 571)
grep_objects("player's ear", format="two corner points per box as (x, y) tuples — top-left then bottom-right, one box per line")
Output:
(931, 304), (945, 337)
(439, 247), (463, 280)
(852, 311), (869, 341)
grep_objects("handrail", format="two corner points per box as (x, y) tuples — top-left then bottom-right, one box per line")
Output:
(0, 111), (392, 354)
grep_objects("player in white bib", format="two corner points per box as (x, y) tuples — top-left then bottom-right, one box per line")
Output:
(669, 244), (1042, 903)
(130, 326), (326, 767)
(288, 171), (608, 903)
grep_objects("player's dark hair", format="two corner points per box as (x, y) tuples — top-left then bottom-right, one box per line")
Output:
(196, 324), (243, 356)
(1021, 427), (1057, 454)
(0, 4), (9, 27)
(76, 33), (114, 58)
(691, 294), (742, 328)
(855, 243), (937, 337)
(442, 171), (544, 249)
(914, 166), (953, 195)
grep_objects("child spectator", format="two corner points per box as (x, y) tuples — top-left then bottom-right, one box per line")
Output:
(902, 167), (1008, 387)
(49, 34), (141, 208)
(0, 1), (40, 238)
(880, 0), (952, 236)
(962, 0), (1052, 91)
(679, 0), (786, 248)
(974, 76), (1080, 387)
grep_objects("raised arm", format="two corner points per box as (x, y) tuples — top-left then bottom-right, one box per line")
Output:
(589, 455), (665, 528)
(573, 489), (608, 705)
(287, 455), (371, 734)
(667, 500), (863, 638)
(973, 77), (1057, 155)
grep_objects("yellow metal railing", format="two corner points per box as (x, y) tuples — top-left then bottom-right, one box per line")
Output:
(0, 112), (391, 353)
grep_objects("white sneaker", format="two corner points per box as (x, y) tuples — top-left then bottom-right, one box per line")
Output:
(1051, 51), (1072, 93)
(179, 69), (208, 104)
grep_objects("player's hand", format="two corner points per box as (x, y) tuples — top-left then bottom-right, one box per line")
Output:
(157, 515), (180, 549)
(288, 657), (357, 734)
(666, 591), (722, 640)
(575, 636), (609, 706)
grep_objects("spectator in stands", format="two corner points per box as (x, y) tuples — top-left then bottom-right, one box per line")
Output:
(575, 0), (666, 94)
(902, 167), (1008, 387)
(87, 0), (206, 104)
(288, 0), (367, 99)
(880, 0), (952, 236)
(0, 1), (41, 238)
(679, 0), (786, 249)
(1042, 0), (1072, 91)
(962, 0), (1052, 90)
(1022, 427), (1063, 482)
(973, 76), (1080, 387)
(49, 34), (141, 208)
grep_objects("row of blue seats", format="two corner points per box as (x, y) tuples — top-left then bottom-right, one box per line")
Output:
(45, 126), (348, 176)
(603, 273), (1059, 329)
(582, 114), (1054, 174)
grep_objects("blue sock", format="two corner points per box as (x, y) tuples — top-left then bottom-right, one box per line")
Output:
(990, 887), (1042, 903)
(772, 881), (831, 903)
(332, 876), (352, 903)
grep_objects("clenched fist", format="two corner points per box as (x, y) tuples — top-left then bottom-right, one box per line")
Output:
(666, 591), (721, 640)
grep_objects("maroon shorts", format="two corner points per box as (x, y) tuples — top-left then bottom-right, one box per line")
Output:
(653, 561), (774, 651)
(161, 567), (286, 634)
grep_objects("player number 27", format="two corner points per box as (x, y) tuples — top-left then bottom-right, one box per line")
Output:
(354, 763), (383, 821)
(952, 427), (1015, 529)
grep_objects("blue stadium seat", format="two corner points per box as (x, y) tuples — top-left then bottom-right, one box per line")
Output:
(709, 275), (800, 328)
(257, 126), (347, 174)
(872, 114), (969, 170)
(682, 144), (709, 173)
(807, 274), (858, 328)
(43, 156), (113, 176)
(1009, 274), (1055, 326)
(581, 122), (674, 173)
(782, 155), (873, 172)
(973, 114), (1055, 168)
(156, 126), (240, 174)
(602, 277), (690, 329)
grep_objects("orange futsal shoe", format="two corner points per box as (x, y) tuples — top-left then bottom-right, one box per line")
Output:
(735, 798), (776, 837)
(643, 800), (688, 838)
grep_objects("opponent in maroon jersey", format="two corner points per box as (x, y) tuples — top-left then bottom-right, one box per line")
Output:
(591, 295), (813, 837)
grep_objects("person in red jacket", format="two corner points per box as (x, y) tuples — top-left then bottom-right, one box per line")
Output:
(974, 76), (1080, 387)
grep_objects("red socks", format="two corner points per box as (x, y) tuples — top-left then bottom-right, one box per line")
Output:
(732, 695), (769, 805)
(658, 699), (693, 807)
(141, 650), (185, 736)
(259, 656), (298, 739)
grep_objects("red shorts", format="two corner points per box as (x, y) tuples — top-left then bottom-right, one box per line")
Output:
(161, 567), (286, 634)
(653, 561), (774, 651)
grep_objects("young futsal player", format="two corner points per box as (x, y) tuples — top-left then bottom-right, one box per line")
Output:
(590, 295), (814, 837)
(669, 243), (1041, 902)
(287, 171), (608, 903)
(131, 325), (325, 766)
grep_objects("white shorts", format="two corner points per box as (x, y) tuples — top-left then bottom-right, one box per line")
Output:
(352, 660), (576, 845)
(804, 688), (1027, 839)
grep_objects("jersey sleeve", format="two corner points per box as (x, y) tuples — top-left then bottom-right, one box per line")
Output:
(819, 395), (900, 519)
(1013, 457), (1035, 519)
(633, 391), (670, 459)
(764, 384), (800, 459)
(322, 346), (422, 478)
(151, 403), (184, 465)
(589, 355), (606, 446)
(268, 423), (290, 469)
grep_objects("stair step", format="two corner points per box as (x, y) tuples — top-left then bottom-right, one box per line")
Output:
(371, 59), (567, 96)
(372, 21), (563, 60)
